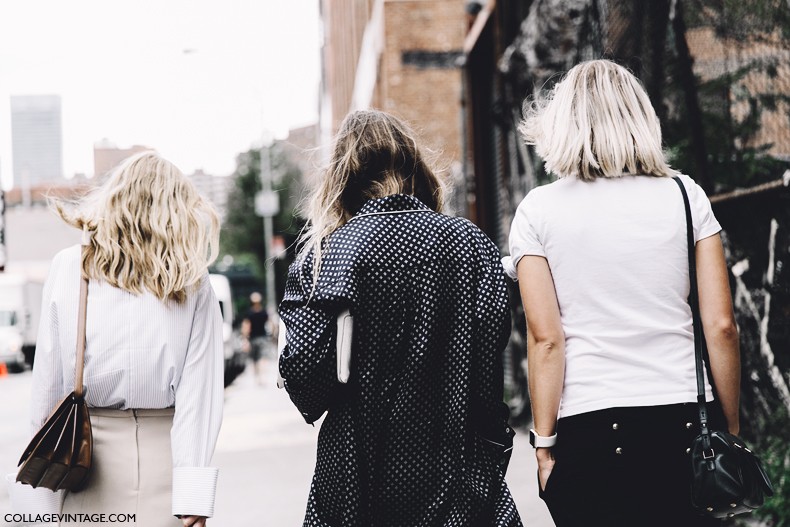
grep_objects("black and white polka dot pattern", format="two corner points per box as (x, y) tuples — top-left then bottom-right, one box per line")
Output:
(279, 194), (522, 526)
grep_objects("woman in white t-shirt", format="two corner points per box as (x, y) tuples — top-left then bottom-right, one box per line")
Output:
(505, 60), (739, 526)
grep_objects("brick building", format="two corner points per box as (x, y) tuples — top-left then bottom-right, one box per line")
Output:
(686, 27), (790, 160)
(320, 0), (469, 212)
(93, 140), (151, 180)
(2, 181), (92, 208)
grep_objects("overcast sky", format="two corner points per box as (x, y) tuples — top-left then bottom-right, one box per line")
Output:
(0, 0), (321, 189)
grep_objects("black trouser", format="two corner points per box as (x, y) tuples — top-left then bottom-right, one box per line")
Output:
(539, 403), (722, 527)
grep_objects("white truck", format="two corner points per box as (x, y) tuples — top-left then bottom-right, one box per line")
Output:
(208, 273), (246, 386)
(0, 273), (44, 372)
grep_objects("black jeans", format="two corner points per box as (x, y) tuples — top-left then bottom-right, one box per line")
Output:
(539, 403), (722, 527)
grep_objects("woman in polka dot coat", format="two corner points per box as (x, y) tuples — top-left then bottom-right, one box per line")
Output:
(278, 110), (522, 527)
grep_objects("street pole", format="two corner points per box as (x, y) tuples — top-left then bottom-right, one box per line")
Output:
(258, 138), (278, 316)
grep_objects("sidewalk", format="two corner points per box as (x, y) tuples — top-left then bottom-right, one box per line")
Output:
(509, 426), (555, 526)
(0, 365), (554, 526)
(213, 361), (555, 526)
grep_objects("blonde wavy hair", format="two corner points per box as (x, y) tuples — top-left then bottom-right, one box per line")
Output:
(520, 59), (677, 180)
(53, 151), (220, 303)
(298, 110), (445, 286)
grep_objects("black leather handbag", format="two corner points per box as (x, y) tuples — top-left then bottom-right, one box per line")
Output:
(674, 177), (774, 519)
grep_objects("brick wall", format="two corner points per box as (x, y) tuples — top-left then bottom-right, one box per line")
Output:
(381, 0), (467, 169)
(322, 0), (376, 133)
(321, 0), (467, 175)
(686, 27), (790, 159)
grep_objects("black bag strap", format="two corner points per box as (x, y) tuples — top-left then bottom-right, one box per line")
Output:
(672, 176), (713, 455)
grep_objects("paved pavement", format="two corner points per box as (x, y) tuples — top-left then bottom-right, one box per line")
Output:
(0, 363), (554, 526)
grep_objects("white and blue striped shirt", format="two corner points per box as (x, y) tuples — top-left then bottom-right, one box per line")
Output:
(29, 244), (224, 517)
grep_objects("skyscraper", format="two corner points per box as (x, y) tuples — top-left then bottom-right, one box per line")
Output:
(10, 95), (64, 187)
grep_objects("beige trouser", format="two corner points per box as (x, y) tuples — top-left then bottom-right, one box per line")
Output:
(61, 408), (181, 527)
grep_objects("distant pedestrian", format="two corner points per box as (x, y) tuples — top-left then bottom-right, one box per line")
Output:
(241, 291), (270, 385)
(16, 152), (224, 527)
(506, 59), (740, 527)
(278, 110), (522, 526)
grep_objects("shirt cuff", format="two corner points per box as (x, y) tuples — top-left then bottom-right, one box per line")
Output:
(6, 472), (65, 515)
(171, 467), (219, 518)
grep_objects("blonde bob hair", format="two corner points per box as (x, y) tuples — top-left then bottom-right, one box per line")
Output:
(520, 59), (677, 180)
(298, 109), (445, 284)
(54, 151), (220, 303)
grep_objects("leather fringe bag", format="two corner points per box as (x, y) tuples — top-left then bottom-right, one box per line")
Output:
(673, 177), (774, 519)
(16, 239), (93, 492)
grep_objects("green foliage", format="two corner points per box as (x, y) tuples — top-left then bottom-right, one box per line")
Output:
(221, 142), (306, 303)
(752, 407), (790, 525)
(685, 0), (790, 40)
(222, 151), (264, 267)
(663, 3), (790, 192)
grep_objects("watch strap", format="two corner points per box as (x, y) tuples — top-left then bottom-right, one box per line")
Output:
(529, 429), (557, 448)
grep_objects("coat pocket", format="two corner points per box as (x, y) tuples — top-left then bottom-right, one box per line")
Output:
(462, 430), (513, 504)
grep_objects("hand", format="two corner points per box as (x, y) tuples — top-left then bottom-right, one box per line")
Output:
(536, 447), (555, 492)
(180, 516), (206, 527)
(728, 421), (740, 436)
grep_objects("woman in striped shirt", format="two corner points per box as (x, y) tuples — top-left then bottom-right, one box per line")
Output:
(26, 152), (224, 527)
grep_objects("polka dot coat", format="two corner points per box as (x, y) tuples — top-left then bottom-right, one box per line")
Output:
(279, 194), (522, 527)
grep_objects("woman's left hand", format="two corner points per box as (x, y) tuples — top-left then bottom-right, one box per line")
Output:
(180, 516), (206, 527)
(536, 447), (555, 492)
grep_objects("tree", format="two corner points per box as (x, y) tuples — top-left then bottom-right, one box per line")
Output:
(221, 142), (306, 309)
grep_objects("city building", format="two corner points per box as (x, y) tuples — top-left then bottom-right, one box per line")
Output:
(279, 123), (320, 187)
(686, 27), (790, 161)
(1, 182), (91, 208)
(319, 0), (790, 246)
(10, 95), (64, 188)
(319, 0), (469, 213)
(462, 0), (790, 247)
(93, 140), (151, 180)
(188, 169), (232, 220)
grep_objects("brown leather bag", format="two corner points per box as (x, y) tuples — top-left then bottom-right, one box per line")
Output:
(16, 246), (93, 492)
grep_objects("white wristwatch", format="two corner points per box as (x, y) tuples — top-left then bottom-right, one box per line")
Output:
(529, 429), (557, 448)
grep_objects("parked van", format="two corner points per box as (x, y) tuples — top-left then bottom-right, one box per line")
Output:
(209, 273), (246, 386)
(0, 273), (44, 371)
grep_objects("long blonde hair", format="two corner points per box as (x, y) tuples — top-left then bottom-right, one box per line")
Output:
(53, 151), (220, 303)
(298, 110), (445, 285)
(520, 59), (677, 180)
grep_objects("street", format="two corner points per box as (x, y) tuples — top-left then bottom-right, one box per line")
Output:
(0, 363), (553, 526)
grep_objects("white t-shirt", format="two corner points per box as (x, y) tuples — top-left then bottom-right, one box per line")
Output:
(505, 174), (720, 418)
